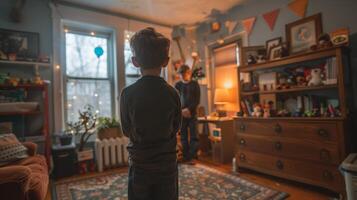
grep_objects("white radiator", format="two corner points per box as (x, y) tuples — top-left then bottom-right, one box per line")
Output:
(95, 137), (129, 172)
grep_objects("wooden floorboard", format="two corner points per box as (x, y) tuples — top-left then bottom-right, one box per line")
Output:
(46, 158), (339, 200)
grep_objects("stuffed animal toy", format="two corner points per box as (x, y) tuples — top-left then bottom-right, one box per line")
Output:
(247, 54), (257, 65)
(308, 68), (324, 86)
(263, 104), (271, 118)
(311, 33), (333, 50)
(252, 103), (262, 117)
(294, 67), (306, 86)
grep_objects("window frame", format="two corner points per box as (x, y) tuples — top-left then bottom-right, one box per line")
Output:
(63, 28), (115, 124)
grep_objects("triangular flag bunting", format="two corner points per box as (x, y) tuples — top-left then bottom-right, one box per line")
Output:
(288, 0), (309, 18)
(263, 9), (280, 31)
(225, 20), (238, 34)
(242, 17), (256, 35)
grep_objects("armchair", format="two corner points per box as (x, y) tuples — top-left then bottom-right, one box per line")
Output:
(0, 142), (49, 200)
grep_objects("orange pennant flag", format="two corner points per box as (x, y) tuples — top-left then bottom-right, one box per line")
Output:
(288, 0), (309, 17)
(242, 17), (256, 35)
(263, 9), (280, 31)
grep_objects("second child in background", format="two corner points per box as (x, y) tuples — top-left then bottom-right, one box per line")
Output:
(175, 65), (201, 164)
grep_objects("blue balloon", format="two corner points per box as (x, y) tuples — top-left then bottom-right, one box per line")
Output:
(94, 46), (104, 58)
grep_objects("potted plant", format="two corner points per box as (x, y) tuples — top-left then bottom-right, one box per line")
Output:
(58, 131), (73, 146)
(66, 105), (97, 162)
(97, 117), (122, 140)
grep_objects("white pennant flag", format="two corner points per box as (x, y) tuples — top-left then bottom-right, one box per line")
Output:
(225, 20), (238, 34)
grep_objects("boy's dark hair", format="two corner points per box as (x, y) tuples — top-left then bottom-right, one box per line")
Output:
(130, 27), (170, 69)
(178, 64), (190, 75)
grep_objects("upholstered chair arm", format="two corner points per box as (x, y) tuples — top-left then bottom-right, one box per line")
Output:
(0, 166), (31, 194)
(22, 142), (38, 156)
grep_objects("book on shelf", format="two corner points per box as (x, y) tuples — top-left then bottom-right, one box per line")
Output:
(244, 99), (253, 116)
(324, 57), (338, 85)
(240, 100), (249, 116)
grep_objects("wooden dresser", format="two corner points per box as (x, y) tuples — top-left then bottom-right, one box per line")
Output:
(235, 117), (348, 192)
(235, 47), (353, 193)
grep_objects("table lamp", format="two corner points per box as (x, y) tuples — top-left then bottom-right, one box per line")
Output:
(214, 88), (231, 117)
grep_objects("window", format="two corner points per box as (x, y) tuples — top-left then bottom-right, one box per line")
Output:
(124, 30), (141, 86)
(65, 30), (113, 123)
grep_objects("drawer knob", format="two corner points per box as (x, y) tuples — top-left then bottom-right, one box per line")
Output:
(322, 170), (333, 181)
(276, 160), (284, 170)
(275, 124), (282, 134)
(240, 139), (246, 145)
(320, 149), (331, 161)
(240, 123), (246, 132)
(275, 142), (282, 151)
(318, 129), (329, 138)
(239, 153), (246, 161)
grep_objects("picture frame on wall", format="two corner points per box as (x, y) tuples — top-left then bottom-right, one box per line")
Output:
(241, 46), (266, 66)
(286, 13), (323, 55)
(266, 37), (282, 58)
(0, 28), (40, 61)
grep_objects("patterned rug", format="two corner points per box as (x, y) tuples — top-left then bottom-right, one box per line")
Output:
(53, 164), (289, 200)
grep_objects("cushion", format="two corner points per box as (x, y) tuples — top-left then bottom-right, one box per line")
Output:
(0, 134), (28, 166)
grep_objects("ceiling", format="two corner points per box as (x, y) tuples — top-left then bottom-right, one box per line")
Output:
(59, 0), (245, 27)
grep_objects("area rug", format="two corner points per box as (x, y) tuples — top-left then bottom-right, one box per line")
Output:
(53, 164), (289, 200)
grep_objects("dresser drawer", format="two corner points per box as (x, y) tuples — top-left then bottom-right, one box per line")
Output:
(235, 119), (339, 143)
(236, 120), (277, 135)
(236, 151), (343, 191)
(237, 134), (340, 164)
(279, 121), (339, 142)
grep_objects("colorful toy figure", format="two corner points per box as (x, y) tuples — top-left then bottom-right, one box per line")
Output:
(252, 103), (263, 117)
(263, 104), (271, 118)
(78, 162), (89, 174)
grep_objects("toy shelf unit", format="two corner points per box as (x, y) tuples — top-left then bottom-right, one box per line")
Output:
(0, 83), (50, 163)
(235, 46), (353, 193)
(0, 60), (51, 68)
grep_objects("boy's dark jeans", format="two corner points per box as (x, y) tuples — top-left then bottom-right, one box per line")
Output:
(128, 163), (178, 200)
(180, 117), (199, 161)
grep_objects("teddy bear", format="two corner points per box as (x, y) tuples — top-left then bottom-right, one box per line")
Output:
(308, 68), (324, 86)
(252, 103), (262, 117)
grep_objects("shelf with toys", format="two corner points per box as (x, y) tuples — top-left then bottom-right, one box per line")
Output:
(239, 46), (345, 73)
(0, 60), (51, 68)
(0, 78), (50, 164)
(241, 84), (338, 96)
(238, 46), (349, 120)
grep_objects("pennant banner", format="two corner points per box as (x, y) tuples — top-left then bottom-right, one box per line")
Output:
(288, 0), (309, 18)
(206, 0), (311, 38)
(225, 20), (238, 34)
(263, 9), (280, 31)
(242, 17), (256, 35)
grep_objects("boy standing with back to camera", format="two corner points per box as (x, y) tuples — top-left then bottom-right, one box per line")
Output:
(120, 27), (181, 200)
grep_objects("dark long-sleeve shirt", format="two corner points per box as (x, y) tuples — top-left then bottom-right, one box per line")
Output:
(175, 80), (201, 116)
(120, 75), (182, 168)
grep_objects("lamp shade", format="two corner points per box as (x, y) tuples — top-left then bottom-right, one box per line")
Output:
(214, 88), (231, 104)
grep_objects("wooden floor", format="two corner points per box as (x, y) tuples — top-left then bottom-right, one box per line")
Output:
(46, 158), (339, 200)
